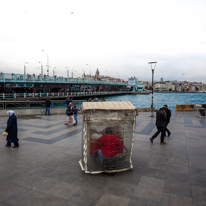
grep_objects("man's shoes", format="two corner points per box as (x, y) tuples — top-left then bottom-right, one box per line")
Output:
(73, 122), (77, 126)
(160, 142), (167, 145)
(168, 132), (171, 137)
(12, 146), (19, 148)
(65, 123), (68, 125)
(150, 137), (153, 143)
(5, 144), (11, 147)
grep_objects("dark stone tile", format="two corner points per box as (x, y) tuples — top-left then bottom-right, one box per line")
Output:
(189, 159), (206, 170)
(36, 194), (68, 206)
(46, 182), (79, 200)
(193, 198), (206, 206)
(166, 172), (190, 185)
(190, 167), (206, 177)
(73, 187), (103, 204)
(169, 194), (193, 206)
(0, 183), (24, 202)
(107, 182), (136, 199)
(167, 164), (189, 175)
(4, 188), (44, 206)
(19, 121), (65, 129)
(32, 126), (67, 135)
(135, 166), (167, 180)
(137, 176), (165, 192)
(135, 119), (143, 126)
(96, 193), (130, 206)
(65, 196), (95, 206)
(183, 117), (193, 125)
(23, 128), (82, 144)
(136, 122), (155, 135)
(190, 174), (206, 188)
(164, 180), (192, 197)
(132, 187), (163, 205)
(192, 186), (206, 201)
(169, 157), (189, 167)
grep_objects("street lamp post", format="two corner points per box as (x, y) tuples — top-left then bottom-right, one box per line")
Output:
(53, 67), (56, 76)
(24, 62), (28, 75)
(65, 67), (69, 78)
(82, 69), (85, 79)
(39, 61), (43, 76)
(42, 50), (49, 76)
(148, 62), (157, 117)
(86, 64), (91, 76)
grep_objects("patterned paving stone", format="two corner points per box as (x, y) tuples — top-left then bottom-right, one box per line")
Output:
(0, 111), (206, 205)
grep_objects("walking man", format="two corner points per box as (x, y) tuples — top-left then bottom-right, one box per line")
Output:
(66, 96), (72, 107)
(164, 105), (171, 137)
(150, 107), (167, 145)
(45, 97), (52, 116)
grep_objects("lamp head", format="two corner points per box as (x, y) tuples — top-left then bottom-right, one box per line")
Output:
(148, 62), (157, 71)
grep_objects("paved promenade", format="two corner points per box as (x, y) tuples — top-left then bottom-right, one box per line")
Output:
(0, 112), (206, 206)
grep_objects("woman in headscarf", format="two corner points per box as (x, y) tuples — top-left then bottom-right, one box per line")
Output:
(5, 110), (19, 148)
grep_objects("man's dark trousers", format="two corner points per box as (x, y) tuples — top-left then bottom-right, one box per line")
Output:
(165, 122), (171, 136)
(152, 126), (165, 142)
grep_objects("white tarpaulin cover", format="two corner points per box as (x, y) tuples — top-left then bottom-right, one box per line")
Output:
(79, 101), (136, 174)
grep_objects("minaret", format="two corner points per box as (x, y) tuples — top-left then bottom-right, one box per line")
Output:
(96, 68), (99, 77)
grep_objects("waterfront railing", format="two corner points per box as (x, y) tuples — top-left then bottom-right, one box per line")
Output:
(0, 100), (85, 110)
(0, 91), (128, 99)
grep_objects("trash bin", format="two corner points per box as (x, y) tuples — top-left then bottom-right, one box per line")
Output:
(79, 101), (137, 174)
(198, 108), (205, 116)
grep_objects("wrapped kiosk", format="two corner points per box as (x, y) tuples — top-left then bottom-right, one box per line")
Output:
(79, 101), (137, 174)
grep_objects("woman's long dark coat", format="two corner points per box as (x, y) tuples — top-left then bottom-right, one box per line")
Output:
(5, 115), (18, 143)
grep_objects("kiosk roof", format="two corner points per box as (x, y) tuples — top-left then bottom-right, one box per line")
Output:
(81, 101), (136, 111)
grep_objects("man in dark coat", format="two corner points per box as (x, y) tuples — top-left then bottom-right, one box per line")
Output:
(150, 107), (167, 145)
(164, 105), (171, 137)
(5, 110), (19, 148)
(45, 98), (52, 116)
(66, 96), (72, 107)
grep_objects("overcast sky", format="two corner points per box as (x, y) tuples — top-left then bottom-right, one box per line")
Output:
(0, 0), (206, 82)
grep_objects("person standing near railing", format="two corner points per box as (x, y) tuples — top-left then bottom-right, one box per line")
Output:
(45, 97), (52, 116)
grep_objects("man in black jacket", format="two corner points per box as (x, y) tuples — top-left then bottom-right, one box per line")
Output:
(150, 107), (167, 145)
(45, 98), (52, 116)
(164, 105), (171, 137)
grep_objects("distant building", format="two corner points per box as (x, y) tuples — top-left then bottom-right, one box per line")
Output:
(155, 78), (167, 92)
(128, 77), (138, 92)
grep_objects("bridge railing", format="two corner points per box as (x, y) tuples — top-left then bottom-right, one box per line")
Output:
(0, 91), (128, 99)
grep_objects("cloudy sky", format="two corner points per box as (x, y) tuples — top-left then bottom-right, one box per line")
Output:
(0, 0), (206, 82)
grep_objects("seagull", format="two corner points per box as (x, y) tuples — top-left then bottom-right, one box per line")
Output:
(71, 12), (74, 14)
